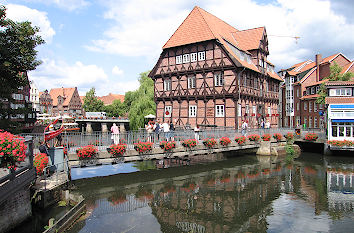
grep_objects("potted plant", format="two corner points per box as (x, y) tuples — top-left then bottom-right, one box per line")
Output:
(33, 153), (49, 174)
(248, 134), (260, 142)
(134, 141), (153, 154)
(273, 133), (282, 142)
(0, 130), (27, 170)
(304, 133), (318, 141)
(182, 139), (198, 149)
(219, 137), (231, 146)
(77, 145), (97, 166)
(261, 134), (271, 141)
(284, 132), (294, 142)
(235, 136), (246, 145)
(109, 144), (127, 157)
(159, 141), (176, 152)
(203, 138), (217, 148)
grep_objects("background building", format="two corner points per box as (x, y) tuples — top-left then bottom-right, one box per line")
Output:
(149, 6), (282, 129)
(39, 90), (53, 115)
(279, 53), (354, 128)
(49, 87), (83, 117)
(29, 80), (40, 112)
(98, 93), (125, 106)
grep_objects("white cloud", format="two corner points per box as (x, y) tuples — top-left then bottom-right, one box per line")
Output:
(112, 65), (124, 76)
(5, 4), (56, 43)
(28, 58), (139, 96)
(88, 0), (354, 69)
(22, 0), (90, 11)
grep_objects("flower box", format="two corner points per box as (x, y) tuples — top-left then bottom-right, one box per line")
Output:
(273, 133), (282, 142)
(304, 133), (318, 141)
(134, 141), (153, 154)
(77, 145), (97, 159)
(203, 138), (217, 148)
(159, 141), (176, 151)
(182, 139), (198, 149)
(262, 134), (271, 141)
(109, 144), (127, 157)
(248, 134), (260, 142)
(284, 132), (294, 142)
(235, 136), (246, 145)
(219, 137), (231, 146)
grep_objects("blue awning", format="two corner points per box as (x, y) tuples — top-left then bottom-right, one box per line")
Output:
(332, 119), (354, 122)
(331, 104), (354, 109)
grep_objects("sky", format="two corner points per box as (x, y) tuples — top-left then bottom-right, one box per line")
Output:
(2, 0), (354, 96)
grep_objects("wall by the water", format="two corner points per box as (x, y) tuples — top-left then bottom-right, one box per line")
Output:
(0, 187), (32, 233)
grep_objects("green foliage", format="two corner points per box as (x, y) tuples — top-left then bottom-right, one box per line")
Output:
(316, 62), (354, 104)
(83, 87), (104, 112)
(285, 144), (295, 156)
(0, 5), (44, 132)
(104, 99), (127, 117)
(127, 71), (155, 130)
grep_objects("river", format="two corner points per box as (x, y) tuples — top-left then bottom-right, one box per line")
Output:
(63, 151), (353, 233)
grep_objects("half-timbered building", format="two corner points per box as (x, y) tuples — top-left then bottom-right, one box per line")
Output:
(149, 6), (282, 129)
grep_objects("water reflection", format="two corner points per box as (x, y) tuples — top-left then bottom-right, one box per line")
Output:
(69, 153), (354, 233)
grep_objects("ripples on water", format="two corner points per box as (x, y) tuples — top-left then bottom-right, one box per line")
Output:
(65, 152), (353, 233)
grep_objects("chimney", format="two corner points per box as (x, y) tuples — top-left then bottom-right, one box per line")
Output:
(315, 54), (322, 82)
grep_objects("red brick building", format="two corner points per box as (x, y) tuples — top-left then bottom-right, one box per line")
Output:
(149, 6), (282, 129)
(278, 53), (354, 128)
(98, 93), (125, 106)
(49, 87), (83, 117)
(39, 90), (53, 114)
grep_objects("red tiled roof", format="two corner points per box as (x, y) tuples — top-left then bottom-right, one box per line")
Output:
(79, 96), (85, 104)
(326, 97), (354, 104)
(232, 27), (264, 51)
(49, 87), (76, 106)
(98, 93), (125, 106)
(341, 61), (354, 74)
(161, 6), (281, 81)
(301, 94), (319, 100)
(325, 81), (354, 86)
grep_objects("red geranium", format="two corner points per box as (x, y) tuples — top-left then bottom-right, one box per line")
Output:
(0, 130), (27, 170)
(134, 141), (153, 153)
(159, 141), (176, 151)
(33, 153), (49, 174)
(235, 136), (246, 145)
(109, 144), (127, 157)
(219, 137), (231, 146)
(248, 134), (260, 142)
(77, 145), (97, 159)
(262, 134), (271, 141)
(203, 138), (217, 148)
(273, 133), (282, 142)
(182, 139), (198, 148)
(304, 133), (318, 141)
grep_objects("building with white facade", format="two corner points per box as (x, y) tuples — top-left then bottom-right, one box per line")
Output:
(29, 80), (40, 112)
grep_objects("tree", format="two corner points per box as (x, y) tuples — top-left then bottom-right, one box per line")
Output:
(83, 88), (104, 112)
(0, 5), (44, 132)
(104, 99), (127, 117)
(316, 62), (353, 104)
(127, 71), (155, 130)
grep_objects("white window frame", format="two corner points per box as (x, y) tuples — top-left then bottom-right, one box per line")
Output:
(188, 76), (196, 89)
(314, 103), (317, 112)
(215, 105), (225, 117)
(214, 72), (224, 87)
(252, 106), (256, 115)
(309, 101), (312, 112)
(238, 104), (242, 117)
(164, 106), (172, 118)
(198, 51), (205, 61)
(304, 102), (307, 111)
(189, 105), (197, 117)
(296, 102), (300, 111)
(191, 53), (197, 62)
(183, 54), (190, 63)
(268, 106), (271, 115)
(176, 55), (182, 64)
(164, 79), (171, 91)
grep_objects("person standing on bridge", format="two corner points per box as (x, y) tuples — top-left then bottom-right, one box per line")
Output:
(111, 123), (120, 144)
(241, 120), (248, 136)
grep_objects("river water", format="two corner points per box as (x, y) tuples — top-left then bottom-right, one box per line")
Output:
(65, 151), (354, 233)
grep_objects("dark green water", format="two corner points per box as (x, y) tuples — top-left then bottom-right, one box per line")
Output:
(65, 152), (354, 233)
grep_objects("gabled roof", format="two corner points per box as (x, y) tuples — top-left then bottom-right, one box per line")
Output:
(163, 6), (238, 49)
(325, 81), (354, 86)
(232, 27), (265, 51)
(49, 87), (77, 106)
(341, 61), (354, 74)
(98, 93), (125, 106)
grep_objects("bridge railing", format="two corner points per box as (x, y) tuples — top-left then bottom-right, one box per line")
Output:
(21, 128), (326, 154)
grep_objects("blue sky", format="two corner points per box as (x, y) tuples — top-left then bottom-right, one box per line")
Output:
(2, 0), (354, 96)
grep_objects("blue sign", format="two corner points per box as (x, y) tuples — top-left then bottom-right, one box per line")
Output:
(319, 111), (324, 116)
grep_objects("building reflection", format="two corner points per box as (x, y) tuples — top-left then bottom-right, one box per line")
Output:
(76, 155), (354, 233)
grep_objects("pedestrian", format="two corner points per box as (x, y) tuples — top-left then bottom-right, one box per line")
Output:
(145, 121), (153, 142)
(39, 140), (50, 156)
(194, 124), (200, 141)
(169, 120), (175, 141)
(111, 123), (120, 144)
(241, 120), (248, 136)
(161, 120), (170, 141)
(260, 119), (265, 129)
(265, 121), (270, 129)
(154, 120), (161, 141)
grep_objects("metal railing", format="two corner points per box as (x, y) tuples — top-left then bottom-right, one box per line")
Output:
(39, 157), (70, 191)
(20, 128), (326, 154)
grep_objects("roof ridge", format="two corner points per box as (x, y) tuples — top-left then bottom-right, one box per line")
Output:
(237, 26), (265, 32)
(195, 6), (217, 39)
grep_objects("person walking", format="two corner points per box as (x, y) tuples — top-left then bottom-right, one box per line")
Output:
(154, 120), (161, 141)
(39, 140), (50, 156)
(241, 120), (248, 136)
(110, 123), (120, 144)
(194, 124), (200, 141)
(145, 121), (153, 142)
(161, 120), (170, 141)
(169, 120), (175, 141)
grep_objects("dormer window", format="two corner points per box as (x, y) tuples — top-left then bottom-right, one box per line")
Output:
(198, 51), (205, 61)
(176, 55), (182, 64)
